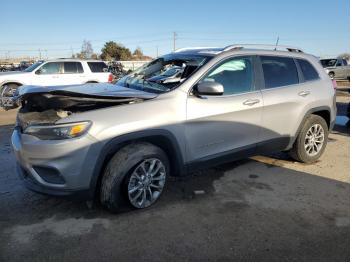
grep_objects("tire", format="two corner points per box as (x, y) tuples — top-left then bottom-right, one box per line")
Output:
(0, 83), (20, 110)
(328, 72), (335, 79)
(289, 115), (328, 163)
(100, 142), (169, 212)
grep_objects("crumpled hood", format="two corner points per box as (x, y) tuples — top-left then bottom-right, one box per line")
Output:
(17, 83), (157, 99)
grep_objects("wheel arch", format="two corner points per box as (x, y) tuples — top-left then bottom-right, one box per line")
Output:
(0, 81), (24, 88)
(88, 129), (186, 199)
(290, 106), (332, 147)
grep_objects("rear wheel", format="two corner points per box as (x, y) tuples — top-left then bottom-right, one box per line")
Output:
(290, 115), (328, 163)
(0, 83), (21, 110)
(100, 143), (169, 212)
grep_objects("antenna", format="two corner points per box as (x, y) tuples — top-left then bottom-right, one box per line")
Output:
(274, 36), (280, 51)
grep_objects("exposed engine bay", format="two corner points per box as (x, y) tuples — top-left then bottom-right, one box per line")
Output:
(15, 83), (157, 129)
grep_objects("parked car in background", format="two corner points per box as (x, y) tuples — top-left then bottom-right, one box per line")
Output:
(320, 58), (350, 81)
(11, 44), (336, 212)
(0, 59), (113, 109)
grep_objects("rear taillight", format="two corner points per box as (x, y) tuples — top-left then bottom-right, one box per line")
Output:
(108, 73), (114, 83)
(332, 79), (337, 90)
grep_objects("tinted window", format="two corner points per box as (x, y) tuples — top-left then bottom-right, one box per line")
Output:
(202, 57), (254, 95)
(297, 59), (319, 82)
(87, 62), (108, 73)
(39, 62), (62, 74)
(64, 62), (84, 74)
(320, 59), (337, 68)
(343, 60), (348, 66)
(77, 62), (83, 73)
(261, 56), (299, 88)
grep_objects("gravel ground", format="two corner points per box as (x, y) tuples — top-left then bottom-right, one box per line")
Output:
(0, 92), (349, 262)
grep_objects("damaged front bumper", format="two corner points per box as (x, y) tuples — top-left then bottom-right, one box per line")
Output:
(11, 127), (102, 199)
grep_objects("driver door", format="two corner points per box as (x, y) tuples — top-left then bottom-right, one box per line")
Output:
(185, 56), (263, 163)
(33, 62), (65, 86)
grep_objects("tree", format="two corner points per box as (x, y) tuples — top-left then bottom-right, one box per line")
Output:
(338, 53), (350, 61)
(133, 47), (143, 59)
(78, 40), (94, 59)
(100, 41), (132, 61)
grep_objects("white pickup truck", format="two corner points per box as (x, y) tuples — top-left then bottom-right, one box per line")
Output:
(0, 59), (113, 109)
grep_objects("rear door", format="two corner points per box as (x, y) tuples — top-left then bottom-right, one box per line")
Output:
(256, 55), (316, 152)
(61, 62), (85, 85)
(185, 56), (263, 163)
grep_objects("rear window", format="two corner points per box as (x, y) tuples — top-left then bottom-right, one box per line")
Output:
(260, 56), (299, 89)
(64, 62), (84, 74)
(87, 62), (108, 73)
(297, 59), (319, 82)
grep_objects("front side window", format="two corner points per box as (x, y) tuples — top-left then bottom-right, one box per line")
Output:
(320, 59), (337, 68)
(201, 57), (254, 95)
(297, 59), (319, 82)
(38, 62), (63, 74)
(260, 56), (299, 88)
(64, 62), (84, 74)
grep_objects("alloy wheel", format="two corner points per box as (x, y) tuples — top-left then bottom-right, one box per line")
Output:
(127, 158), (166, 208)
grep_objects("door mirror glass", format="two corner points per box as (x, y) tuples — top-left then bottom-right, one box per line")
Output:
(195, 81), (224, 96)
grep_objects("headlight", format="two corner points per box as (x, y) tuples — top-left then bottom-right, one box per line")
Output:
(24, 121), (91, 140)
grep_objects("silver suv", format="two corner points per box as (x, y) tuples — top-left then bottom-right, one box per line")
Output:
(12, 44), (336, 212)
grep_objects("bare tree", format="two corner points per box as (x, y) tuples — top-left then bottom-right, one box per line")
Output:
(79, 40), (94, 59)
(338, 53), (350, 60)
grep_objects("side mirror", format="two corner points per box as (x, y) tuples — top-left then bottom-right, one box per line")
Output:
(195, 81), (224, 96)
(35, 69), (42, 75)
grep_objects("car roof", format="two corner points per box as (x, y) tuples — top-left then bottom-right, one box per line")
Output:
(41, 59), (105, 63)
(173, 44), (313, 59)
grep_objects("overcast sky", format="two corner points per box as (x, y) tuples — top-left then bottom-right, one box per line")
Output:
(1, 0), (349, 59)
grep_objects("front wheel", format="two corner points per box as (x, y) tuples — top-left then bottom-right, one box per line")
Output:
(289, 115), (328, 163)
(0, 83), (20, 110)
(100, 143), (169, 212)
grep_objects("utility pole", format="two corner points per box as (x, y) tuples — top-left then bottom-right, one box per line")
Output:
(38, 48), (42, 60)
(173, 32), (177, 51)
(156, 46), (159, 58)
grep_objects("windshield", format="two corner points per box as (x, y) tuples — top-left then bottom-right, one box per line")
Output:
(320, 59), (337, 68)
(116, 53), (211, 93)
(24, 61), (44, 72)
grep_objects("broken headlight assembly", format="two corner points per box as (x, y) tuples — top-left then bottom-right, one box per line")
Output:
(23, 121), (92, 140)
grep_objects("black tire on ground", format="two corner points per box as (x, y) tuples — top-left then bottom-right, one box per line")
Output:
(328, 72), (335, 79)
(100, 142), (169, 213)
(289, 115), (329, 163)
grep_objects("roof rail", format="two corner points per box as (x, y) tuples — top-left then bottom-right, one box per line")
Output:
(223, 44), (304, 53)
(174, 47), (219, 53)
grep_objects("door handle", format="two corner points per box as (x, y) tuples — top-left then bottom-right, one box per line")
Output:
(298, 91), (310, 97)
(52, 76), (59, 78)
(243, 99), (260, 106)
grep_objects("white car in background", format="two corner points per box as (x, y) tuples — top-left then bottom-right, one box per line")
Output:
(0, 59), (114, 109)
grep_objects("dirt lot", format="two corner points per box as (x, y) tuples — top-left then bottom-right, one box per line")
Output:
(0, 91), (350, 262)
